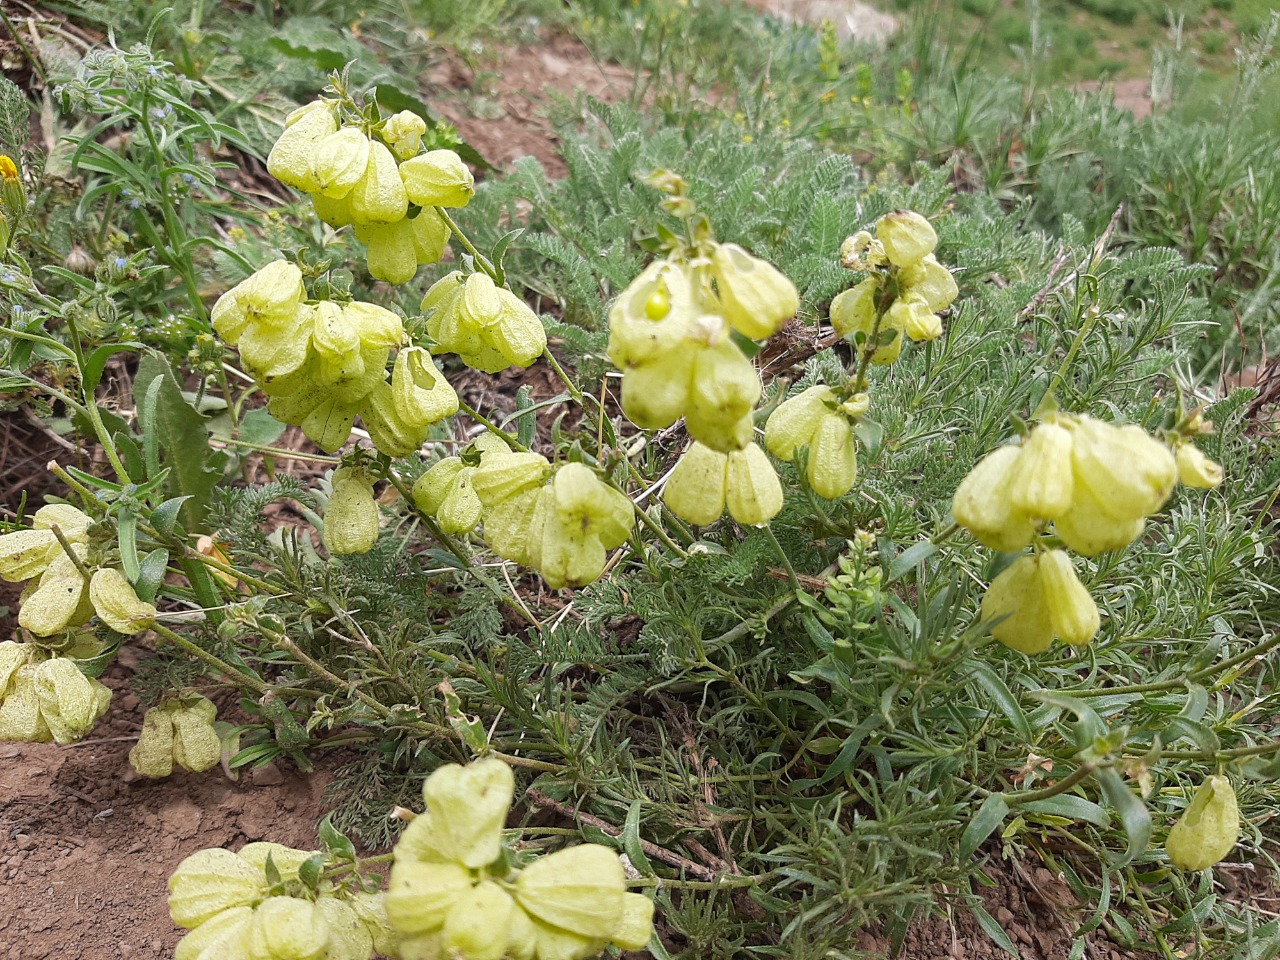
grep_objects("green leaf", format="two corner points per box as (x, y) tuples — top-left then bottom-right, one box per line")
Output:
(117, 510), (140, 582)
(854, 417), (883, 458)
(151, 496), (193, 536)
(319, 813), (358, 862)
(82, 342), (142, 393)
(887, 540), (937, 582)
(298, 853), (327, 892)
(135, 353), (220, 531)
(970, 903), (1021, 958)
(967, 661), (1032, 743)
(1096, 767), (1152, 866)
(237, 407), (288, 448)
(1019, 794), (1109, 828)
(134, 548), (169, 604)
(622, 799), (657, 877)
(960, 793), (1009, 861)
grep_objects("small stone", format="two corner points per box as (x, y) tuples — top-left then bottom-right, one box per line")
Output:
(250, 762), (285, 786)
(15, 835), (36, 851)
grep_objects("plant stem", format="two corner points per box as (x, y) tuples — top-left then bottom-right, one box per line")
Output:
(763, 524), (800, 592)
(436, 207), (498, 279)
(631, 502), (689, 560)
(1003, 762), (1097, 806)
(62, 312), (133, 484)
(150, 622), (271, 696)
(542, 347), (584, 405)
(49, 525), (92, 579)
(457, 400), (529, 453)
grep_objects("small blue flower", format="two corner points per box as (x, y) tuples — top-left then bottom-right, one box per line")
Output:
(114, 257), (128, 270)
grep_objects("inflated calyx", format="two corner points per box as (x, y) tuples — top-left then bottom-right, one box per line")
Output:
(1166, 775), (1239, 871)
(981, 549), (1099, 654)
(323, 467), (380, 556)
(130, 695), (222, 778)
(764, 385), (859, 499)
(663, 442), (783, 526)
(422, 271), (547, 373)
(385, 757), (654, 960)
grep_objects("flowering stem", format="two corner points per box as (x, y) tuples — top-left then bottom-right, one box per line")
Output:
(49, 525), (92, 579)
(630, 502), (689, 560)
(457, 399), (529, 453)
(1003, 761), (1098, 806)
(762, 524), (800, 592)
(436, 207), (498, 280)
(542, 347), (585, 405)
(150, 622), (271, 697)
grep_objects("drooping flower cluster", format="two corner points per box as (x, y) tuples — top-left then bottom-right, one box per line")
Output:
(663, 442), (783, 526)
(607, 247), (793, 453)
(169, 842), (393, 960)
(421, 272), (547, 374)
(268, 100), (473, 285)
(386, 758), (654, 960)
(412, 435), (509, 535)
(471, 455), (634, 589)
(0, 503), (156, 638)
(1166, 775), (1240, 870)
(831, 210), (957, 364)
(212, 261), (457, 455)
(953, 413), (1223, 654)
(764, 385), (866, 500)
(0, 641), (111, 743)
(129, 695), (222, 778)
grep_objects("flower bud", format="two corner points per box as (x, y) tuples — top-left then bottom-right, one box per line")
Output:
(514, 844), (626, 939)
(311, 127), (371, 199)
(1005, 422), (1074, 520)
(314, 897), (374, 960)
(710, 242), (799, 339)
(169, 848), (268, 929)
(442, 882), (514, 960)
(385, 861), (473, 935)
(268, 100), (338, 192)
(421, 757), (514, 869)
(664, 443), (728, 526)
(1166, 776), (1239, 871)
(952, 446), (1037, 553)
(348, 140), (408, 224)
(899, 254), (958, 312)
(1175, 442), (1223, 489)
(323, 470), (380, 556)
(1068, 416), (1176, 522)
(89, 567), (157, 634)
(807, 413), (857, 500)
(399, 150), (475, 208)
(614, 893), (656, 951)
(876, 210), (937, 268)
(981, 554), (1053, 654)
(245, 896), (329, 960)
(129, 705), (177, 778)
(1037, 549), (1099, 647)
(174, 905), (254, 960)
(725, 442), (784, 525)
(381, 110), (428, 161)
(764, 385), (835, 461)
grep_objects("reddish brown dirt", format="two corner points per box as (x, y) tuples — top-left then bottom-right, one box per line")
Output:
(0, 647), (335, 959)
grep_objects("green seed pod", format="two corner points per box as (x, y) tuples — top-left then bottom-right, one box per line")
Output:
(169, 848), (268, 929)
(411, 209), (450, 265)
(888, 295), (943, 343)
(899, 254), (958, 312)
(245, 896), (330, 960)
(301, 397), (359, 454)
(606, 260), (698, 370)
(385, 860), (473, 936)
(1038, 549), (1100, 648)
(489, 288), (548, 371)
(172, 696), (222, 773)
(89, 567), (157, 634)
(527, 914), (605, 960)
(358, 381), (430, 458)
(414, 459), (467, 515)
(806, 413), (857, 501)
(0, 675), (52, 742)
(0, 528), (59, 583)
(323, 472), (380, 556)
(951, 446), (1037, 553)
(1052, 480), (1146, 557)
(129, 705), (176, 778)
(267, 100), (339, 192)
(619, 351), (696, 431)
(174, 905), (255, 960)
(237, 313), (311, 381)
(345, 301), (407, 351)
(613, 893), (656, 951)
(380, 110), (427, 161)
(484, 486), (550, 570)
(1175, 442), (1224, 489)
(725, 442), (784, 526)
(710, 242), (799, 340)
(399, 149), (475, 208)
(311, 301), (362, 370)
(348, 140), (408, 225)
(313, 897), (373, 960)
(393, 811), (455, 865)
(0, 640), (30, 693)
(354, 219), (418, 285)
(1068, 416), (1177, 523)
(1006, 422), (1075, 521)
(311, 127), (371, 199)
(348, 891), (399, 958)
(1167, 776), (1240, 870)
(32, 657), (111, 744)
(514, 844), (626, 939)
(982, 554), (1054, 655)
(436, 473), (483, 535)
(472, 452), (551, 508)
(505, 903), (539, 960)
(875, 209), (937, 268)
(421, 757), (514, 869)
(664, 442), (728, 526)
(442, 882), (514, 960)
